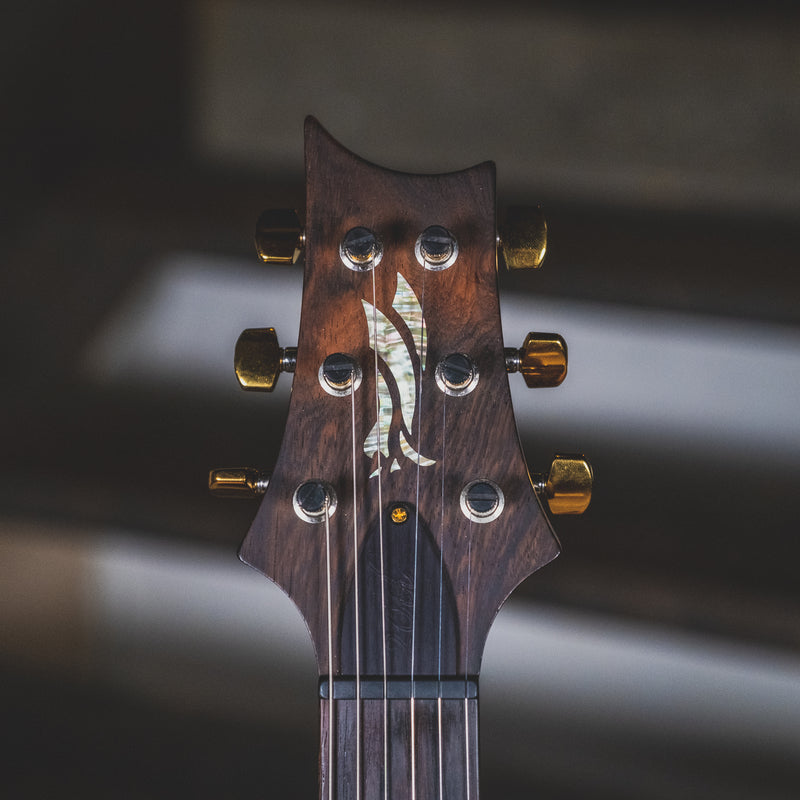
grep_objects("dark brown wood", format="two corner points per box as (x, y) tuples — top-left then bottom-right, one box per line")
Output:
(339, 504), (460, 675)
(321, 697), (479, 800)
(239, 117), (561, 799)
(240, 117), (559, 676)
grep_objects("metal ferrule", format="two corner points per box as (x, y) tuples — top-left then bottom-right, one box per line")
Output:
(504, 347), (521, 373)
(281, 347), (298, 373)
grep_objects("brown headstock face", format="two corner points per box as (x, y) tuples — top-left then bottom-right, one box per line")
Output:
(239, 117), (561, 678)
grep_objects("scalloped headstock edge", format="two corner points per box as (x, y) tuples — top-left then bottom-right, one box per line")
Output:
(239, 117), (560, 679)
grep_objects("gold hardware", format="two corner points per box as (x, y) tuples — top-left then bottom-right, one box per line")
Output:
(234, 328), (297, 392)
(498, 206), (547, 270)
(505, 333), (567, 388)
(255, 209), (304, 264)
(534, 455), (592, 515)
(208, 468), (269, 498)
(390, 506), (408, 524)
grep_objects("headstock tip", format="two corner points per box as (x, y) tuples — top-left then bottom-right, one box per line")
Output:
(304, 114), (323, 134)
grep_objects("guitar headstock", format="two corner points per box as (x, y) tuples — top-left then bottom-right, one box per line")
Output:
(211, 117), (591, 678)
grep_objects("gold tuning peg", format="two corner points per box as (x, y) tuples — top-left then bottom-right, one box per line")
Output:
(234, 328), (297, 392)
(208, 468), (270, 498)
(505, 333), (567, 388)
(533, 455), (593, 515)
(255, 209), (305, 264)
(498, 206), (547, 270)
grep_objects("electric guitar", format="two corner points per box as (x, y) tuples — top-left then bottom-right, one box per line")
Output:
(210, 117), (592, 799)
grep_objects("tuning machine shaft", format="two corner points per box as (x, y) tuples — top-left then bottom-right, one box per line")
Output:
(533, 455), (592, 515)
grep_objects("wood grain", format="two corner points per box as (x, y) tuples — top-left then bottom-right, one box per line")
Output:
(240, 116), (560, 677)
(239, 117), (561, 799)
(241, 118), (558, 800)
(320, 697), (478, 800)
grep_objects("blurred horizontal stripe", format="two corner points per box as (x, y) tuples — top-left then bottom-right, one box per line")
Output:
(83, 253), (800, 465)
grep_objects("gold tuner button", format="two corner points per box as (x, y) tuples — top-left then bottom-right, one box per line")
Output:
(208, 468), (270, 498)
(505, 333), (567, 388)
(234, 328), (297, 392)
(534, 455), (593, 515)
(255, 209), (305, 264)
(498, 206), (547, 270)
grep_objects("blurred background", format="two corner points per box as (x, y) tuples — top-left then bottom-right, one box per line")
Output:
(2, 1), (800, 797)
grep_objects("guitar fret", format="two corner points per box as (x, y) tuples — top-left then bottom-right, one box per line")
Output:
(320, 677), (479, 700)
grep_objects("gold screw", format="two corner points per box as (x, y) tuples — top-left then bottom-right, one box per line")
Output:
(390, 506), (408, 524)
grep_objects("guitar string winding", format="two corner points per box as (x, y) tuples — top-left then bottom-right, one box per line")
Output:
(370, 266), (390, 800)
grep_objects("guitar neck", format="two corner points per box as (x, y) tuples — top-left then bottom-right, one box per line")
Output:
(321, 690), (479, 800)
(318, 487), (482, 798)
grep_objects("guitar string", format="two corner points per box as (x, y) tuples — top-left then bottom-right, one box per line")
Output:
(324, 494), (334, 800)
(437, 696), (444, 800)
(464, 513), (474, 800)
(350, 369), (362, 800)
(370, 265), (390, 800)
(437, 396), (446, 800)
(409, 259), (427, 800)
